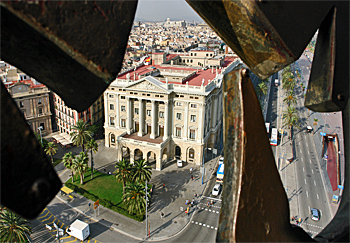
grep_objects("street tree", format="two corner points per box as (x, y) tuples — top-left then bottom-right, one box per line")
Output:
(63, 152), (75, 183)
(132, 159), (152, 183)
(73, 152), (89, 185)
(283, 90), (297, 107)
(123, 182), (147, 215)
(282, 105), (300, 139)
(0, 208), (32, 242)
(313, 118), (319, 135)
(70, 119), (93, 152)
(85, 139), (99, 179)
(44, 142), (57, 164)
(115, 158), (133, 195)
(282, 73), (296, 92)
(258, 81), (268, 97)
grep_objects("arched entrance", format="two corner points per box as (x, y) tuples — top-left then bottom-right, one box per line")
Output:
(162, 148), (168, 165)
(188, 148), (195, 162)
(122, 146), (130, 161)
(147, 151), (157, 169)
(175, 146), (181, 159)
(110, 133), (116, 147)
(134, 149), (143, 162)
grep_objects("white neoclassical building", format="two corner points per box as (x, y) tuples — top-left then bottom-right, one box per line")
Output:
(104, 53), (242, 170)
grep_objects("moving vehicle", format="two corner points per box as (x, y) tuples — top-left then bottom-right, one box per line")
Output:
(307, 125), (313, 133)
(216, 164), (224, 183)
(275, 79), (279, 86)
(265, 123), (270, 134)
(212, 183), (222, 196)
(177, 159), (183, 168)
(219, 156), (224, 165)
(310, 208), (320, 221)
(270, 128), (278, 146)
(66, 219), (90, 241)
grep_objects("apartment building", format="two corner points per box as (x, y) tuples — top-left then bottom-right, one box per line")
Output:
(53, 94), (104, 135)
(104, 54), (241, 170)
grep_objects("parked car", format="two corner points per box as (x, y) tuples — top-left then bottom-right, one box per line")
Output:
(177, 159), (183, 168)
(219, 157), (224, 164)
(212, 183), (222, 196)
(307, 126), (313, 133)
(310, 208), (320, 221)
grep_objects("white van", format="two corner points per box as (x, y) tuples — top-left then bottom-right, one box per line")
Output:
(177, 159), (183, 168)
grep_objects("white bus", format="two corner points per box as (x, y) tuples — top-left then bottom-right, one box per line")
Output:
(270, 128), (278, 146)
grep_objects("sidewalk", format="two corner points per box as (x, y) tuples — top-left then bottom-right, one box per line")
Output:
(50, 137), (219, 241)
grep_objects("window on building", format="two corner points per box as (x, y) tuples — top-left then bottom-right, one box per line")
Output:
(110, 117), (115, 125)
(206, 53), (208, 57)
(38, 107), (43, 114)
(135, 108), (139, 115)
(111, 134), (115, 143)
(191, 53), (193, 56)
(40, 123), (45, 130)
(19, 101), (24, 108)
(176, 102), (182, 107)
(176, 113), (182, 120)
(159, 111), (164, 118)
(191, 104), (197, 108)
(121, 96), (126, 99)
(189, 129), (196, 139)
(147, 110), (151, 116)
(176, 127), (181, 137)
(110, 104), (114, 110)
(109, 94), (114, 98)
(121, 119), (126, 128)
(38, 98), (42, 104)
(121, 105), (126, 111)
(190, 115), (196, 122)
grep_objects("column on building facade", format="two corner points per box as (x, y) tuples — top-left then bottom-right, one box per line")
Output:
(104, 92), (108, 127)
(138, 98), (144, 136)
(163, 101), (169, 141)
(198, 103), (204, 141)
(126, 97), (132, 134)
(116, 94), (120, 128)
(183, 101), (189, 140)
(211, 96), (218, 129)
(150, 100), (157, 139)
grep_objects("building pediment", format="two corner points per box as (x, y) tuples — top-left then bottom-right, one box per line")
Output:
(125, 77), (170, 93)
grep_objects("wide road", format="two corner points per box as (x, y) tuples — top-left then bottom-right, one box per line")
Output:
(291, 55), (333, 236)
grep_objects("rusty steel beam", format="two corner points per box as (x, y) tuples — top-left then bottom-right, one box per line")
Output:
(1, 83), (62, 219)
(1, 0), (138, 112)
(218, 68), (312, 242)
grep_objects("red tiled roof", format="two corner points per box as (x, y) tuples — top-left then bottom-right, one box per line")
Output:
(166, 54), (179, 61)
(117, 56), (234, 87)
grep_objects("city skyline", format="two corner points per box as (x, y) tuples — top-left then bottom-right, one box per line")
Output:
(135, 0), (204, 22)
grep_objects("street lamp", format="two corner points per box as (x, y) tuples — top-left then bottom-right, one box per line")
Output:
(38, 126), (43, 145)
(201, 147), (211, 185)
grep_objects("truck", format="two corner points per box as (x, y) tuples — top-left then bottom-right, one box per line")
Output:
(270, 128), (278, 146)
(66, 219), (90, 241)
(216, 164), (224, 183)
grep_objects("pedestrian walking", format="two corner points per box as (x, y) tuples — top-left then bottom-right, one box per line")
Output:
(194, 193), (197, 198)
(190, 167), (193, 174)
(163, 183), (165, 188)
(210, 199), (213, 206)
(191, 201), (194, 207)
(161, 212), (164, 219)
(207, 201), (210, 208)
(191, 175), (193, 180)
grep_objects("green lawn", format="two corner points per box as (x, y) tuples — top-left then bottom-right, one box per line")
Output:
(68, 169), (124, 206)
(65, 169), (145, 221)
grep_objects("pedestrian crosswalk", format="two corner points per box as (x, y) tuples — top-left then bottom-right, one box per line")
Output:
(191, 221), (218, 230)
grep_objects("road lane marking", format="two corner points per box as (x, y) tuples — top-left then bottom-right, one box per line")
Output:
(317, 194), (319, 199)
(312, 169), (314, 174)
(305, 179), (307, 184)
(320, 210), (322, 216)
(301, 157), (303, 161)
(308, 151), (310, 155)
(304, 223), (324, 229)
(306, 191), (308, 197)
(303, 167), (304, 172)
(306, 143), (308, 147)
(308, 206), (310, 212)
(300, 149), (302, 154)
(199, 223), (202, 226)
(314, 181), (316, 186)
(310, 160), (312, 164)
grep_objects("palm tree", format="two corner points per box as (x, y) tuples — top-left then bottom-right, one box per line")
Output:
(115, 158), (133, 194)
(70, 119), (93, 152)
(313, 118), (319, 135)
(282, 106), (300, 139)
(85, 139), (99, 179)
(123, 182), (148, 215)
(63, 152), (75, 183)
(258, 82), (268, 97)
(44, 142), (57, 164)
(283, 90), (297, 107)
(132, 159), (152, 183)
(282, 74), (296, 92)
(73, 152), (89, 185)
(0, 209), (32, 242)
